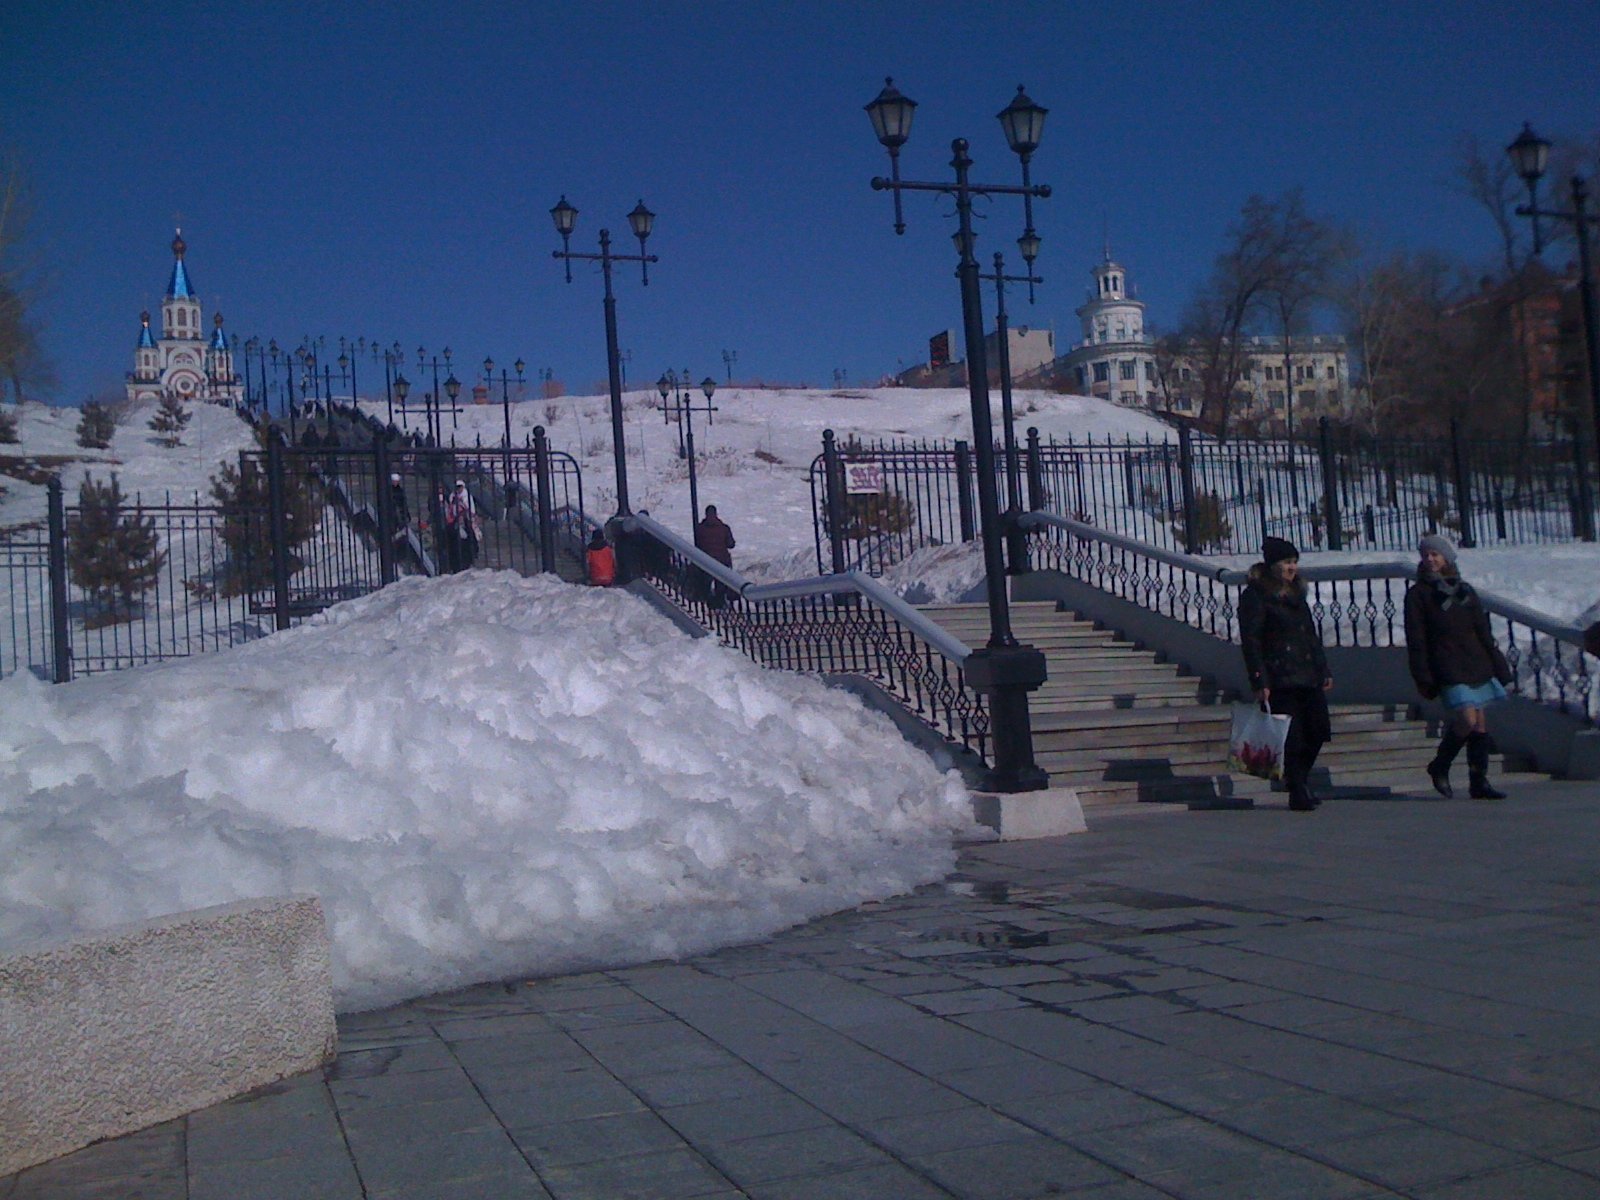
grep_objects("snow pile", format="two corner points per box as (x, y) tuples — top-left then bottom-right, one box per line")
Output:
(0, 572), (974, 1010)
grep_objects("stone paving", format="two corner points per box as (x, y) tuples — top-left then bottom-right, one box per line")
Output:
(6, 781), (1600, 1199)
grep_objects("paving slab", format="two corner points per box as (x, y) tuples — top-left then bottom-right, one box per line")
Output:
(7, 779), (1600, 1199)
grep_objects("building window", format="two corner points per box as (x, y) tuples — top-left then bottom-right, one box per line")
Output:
(1120, 361), (1135, 380)
(1075, 366), (1086, 385)
(1145, 361), (1156, 380)
(1179, 367), (1192, 382)
(1326, 365), (1336, 379)
(1092, 362), (1110, 383)
(1269, 390), (1284, 406)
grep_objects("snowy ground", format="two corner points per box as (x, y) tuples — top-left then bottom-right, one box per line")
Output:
(0, 398), (260, 525)
(2, 389), (1595, 1012)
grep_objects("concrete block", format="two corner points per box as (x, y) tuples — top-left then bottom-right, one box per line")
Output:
(0, 894), (337, 1176)
(971, 787), (1088, 840)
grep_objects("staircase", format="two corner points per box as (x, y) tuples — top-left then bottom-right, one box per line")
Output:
(920, 601), (1542, 810)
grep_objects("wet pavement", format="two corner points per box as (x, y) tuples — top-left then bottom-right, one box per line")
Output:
(6, 780), (1600, 1199)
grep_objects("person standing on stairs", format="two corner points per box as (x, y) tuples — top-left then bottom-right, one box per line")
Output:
(1405, 534), (1513, 800)
(1239, 537), (1334, 812)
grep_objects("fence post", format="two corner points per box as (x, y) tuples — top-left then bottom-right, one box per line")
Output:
(821, 429), (847, 574)
(266, 433), (293, 630)
(1177, 424), (1198, 554)
(1494, 483), (1507, 541)
(427, 453), (447, 576)
(46, 477), (72, 683)
(1256, 478), (1268, 544)
(1364, 504), (1376, 544)
(374, 433), (396, 586)
(954, 439), (975, 542)
(1025, 426), (1044, 511)
(1318, 416), (1343, 550)
(1449, 417), (1476, 548)
(533, 425), (556, 574)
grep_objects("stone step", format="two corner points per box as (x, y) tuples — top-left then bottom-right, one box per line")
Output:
(915, 602), (1545, 801)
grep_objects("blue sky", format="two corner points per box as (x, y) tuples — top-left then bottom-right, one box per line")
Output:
(6, 0), (1599, 405)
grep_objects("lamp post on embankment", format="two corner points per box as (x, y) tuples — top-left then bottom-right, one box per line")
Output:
(550, 195), (658, 579)
(1507, 122), (1600, 543)
(864, 77), (1051, 793)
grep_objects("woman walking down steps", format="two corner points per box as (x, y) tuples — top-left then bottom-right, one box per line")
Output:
(1405, 534), (1513, 800)
(1239, 537), (1334, 812)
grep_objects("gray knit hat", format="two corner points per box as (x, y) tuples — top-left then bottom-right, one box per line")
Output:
(1418, 533), (1457, 565)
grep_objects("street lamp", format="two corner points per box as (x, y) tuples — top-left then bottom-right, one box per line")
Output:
(242, 336), (260, 409)
(1508, 122), (1600, 542)
(337, 340), (357, 415)
(371, 339), (403, 427)
(657, 369), (719, 531)
(866, 77), (1051, 793)
(415, 346), (459, 447)
(980, 249), (1043, 572)
(722, 348), (737, 383)
(550, 194), (658, 528)
(484, 355), (527, 498)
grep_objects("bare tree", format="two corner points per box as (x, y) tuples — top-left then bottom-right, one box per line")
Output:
(1181, 192), (1344, 441)
(0, 149), (51, 404)
(1261, 193), (1351, 440)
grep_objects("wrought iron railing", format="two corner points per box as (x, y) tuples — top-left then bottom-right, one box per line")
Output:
(1021, 511), (1598, 727)
(624, 512), (991, 761)
(812, 422), (1600, 574)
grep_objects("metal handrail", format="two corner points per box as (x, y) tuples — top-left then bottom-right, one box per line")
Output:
(1019, 510), (1590, 646)
(624, 513), (972, 662)
(1019, 509), (1596, 729)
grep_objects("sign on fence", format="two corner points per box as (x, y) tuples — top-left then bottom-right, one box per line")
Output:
(844, 460), (884, 495)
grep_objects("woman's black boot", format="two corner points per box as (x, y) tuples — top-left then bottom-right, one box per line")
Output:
(1427, 728), (1465, 798)
(1286, 757), (1317, 811)
(1467, 732), (1506, 799)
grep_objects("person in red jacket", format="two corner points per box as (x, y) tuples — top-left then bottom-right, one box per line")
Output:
(586, 528), (617, 586)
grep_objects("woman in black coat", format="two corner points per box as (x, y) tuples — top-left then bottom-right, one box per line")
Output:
(1239, 537), (1333, 811)
(1405, 534), (1512, 799)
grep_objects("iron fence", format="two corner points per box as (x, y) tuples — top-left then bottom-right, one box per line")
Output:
(1, 419), (588, 682)
(812, 420), (1600, 572)
(0, 519), (56, 682)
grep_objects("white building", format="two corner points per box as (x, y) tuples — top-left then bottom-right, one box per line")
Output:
(1058, 251), (1161, 408)
(1054, 250), (1350, 425)
(126, 231), (242, 407)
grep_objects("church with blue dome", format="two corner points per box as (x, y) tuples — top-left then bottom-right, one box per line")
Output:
(126, 231), (242, 407)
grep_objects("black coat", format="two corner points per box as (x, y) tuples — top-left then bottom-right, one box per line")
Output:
(1239, 565), (1329, 691)
(1404, 572), (1511, 696)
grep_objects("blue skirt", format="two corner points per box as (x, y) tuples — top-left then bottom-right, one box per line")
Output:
(1440, 679), (1507, 710)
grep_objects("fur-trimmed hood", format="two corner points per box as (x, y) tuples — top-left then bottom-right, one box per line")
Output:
(1247, 561), (1306, 599)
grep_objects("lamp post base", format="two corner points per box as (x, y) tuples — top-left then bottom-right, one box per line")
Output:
(963, 643), (1050, 793)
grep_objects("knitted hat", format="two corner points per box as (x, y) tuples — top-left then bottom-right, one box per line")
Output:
(1262, 536), (1299, 567)
(1418, 533), (1458, 565)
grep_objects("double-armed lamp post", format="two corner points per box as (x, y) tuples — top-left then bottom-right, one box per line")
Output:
(1507, 123), (1600, 542)
(865, 77), (1051, 793)
(484, 355), (527, 497)
(550, 196), (657, 526)
(657, 369), (719, 531)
